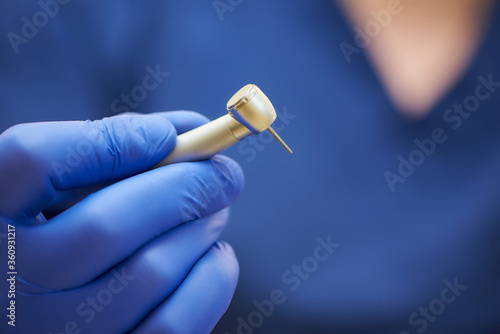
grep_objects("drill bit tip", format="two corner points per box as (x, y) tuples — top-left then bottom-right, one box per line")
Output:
(267, 126), (293, 154)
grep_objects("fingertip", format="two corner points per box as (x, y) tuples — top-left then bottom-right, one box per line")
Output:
(210, 155), (245, 197)
(202, 207), (231, 231)
(213, 241), (239, 270)
(130, 239), (240, 334)
(128, 114), (177, 161)
(209, 240), (240, 293)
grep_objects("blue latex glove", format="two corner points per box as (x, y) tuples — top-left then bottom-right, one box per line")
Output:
(0, 111), (244, 334)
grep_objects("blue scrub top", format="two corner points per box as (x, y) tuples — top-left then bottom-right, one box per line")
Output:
(2, 1), (500, 333)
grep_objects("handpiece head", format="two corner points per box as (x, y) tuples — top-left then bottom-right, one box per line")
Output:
(227, 84), (293, 154)
(226, 84), (276, 134)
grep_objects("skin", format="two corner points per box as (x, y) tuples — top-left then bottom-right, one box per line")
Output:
(338, 0), (494, 118)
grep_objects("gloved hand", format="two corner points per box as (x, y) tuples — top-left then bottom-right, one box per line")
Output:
(0, 111), (244, 334)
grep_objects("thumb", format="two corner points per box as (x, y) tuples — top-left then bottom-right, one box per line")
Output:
(0, 114), (176, 222)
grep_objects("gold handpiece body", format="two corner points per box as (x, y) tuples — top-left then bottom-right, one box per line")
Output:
(157, 84), (292, 166)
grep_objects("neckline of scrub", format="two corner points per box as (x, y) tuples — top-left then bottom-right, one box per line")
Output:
(330, 0), (500, 126)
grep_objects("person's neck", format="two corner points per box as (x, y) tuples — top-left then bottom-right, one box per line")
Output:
(340, 0), (488, 25)
(337, 0), (494, 118)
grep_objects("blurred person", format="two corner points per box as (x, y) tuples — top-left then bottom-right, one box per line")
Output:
(1, 0), (500, 333)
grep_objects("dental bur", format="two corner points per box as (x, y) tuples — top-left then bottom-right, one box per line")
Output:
(157, 84), (292, 166)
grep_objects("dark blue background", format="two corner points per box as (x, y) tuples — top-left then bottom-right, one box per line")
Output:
(1, 1), (500, 333)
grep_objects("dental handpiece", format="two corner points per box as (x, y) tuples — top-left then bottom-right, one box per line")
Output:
(156, 84), (292, 166)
